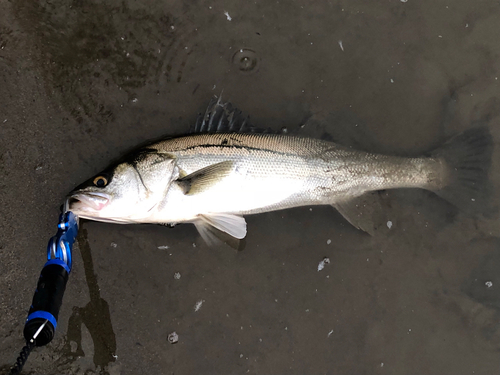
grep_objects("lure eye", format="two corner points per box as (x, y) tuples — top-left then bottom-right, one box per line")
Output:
(93, 176), (108, 187)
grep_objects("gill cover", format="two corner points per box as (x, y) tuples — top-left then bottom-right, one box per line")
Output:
(68, 149), (178, 222)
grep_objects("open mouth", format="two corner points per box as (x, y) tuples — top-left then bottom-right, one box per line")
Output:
(68, 192), (110, 212)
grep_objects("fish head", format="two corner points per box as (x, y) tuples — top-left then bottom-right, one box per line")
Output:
(68, 150), (178, 223)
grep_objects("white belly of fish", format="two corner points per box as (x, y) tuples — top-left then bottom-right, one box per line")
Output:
(152, 154), (315, 223)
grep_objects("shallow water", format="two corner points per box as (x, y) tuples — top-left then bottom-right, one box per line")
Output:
(1, 1), (500, 374)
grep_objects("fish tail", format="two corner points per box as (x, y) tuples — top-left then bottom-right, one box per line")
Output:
(431, 126), (494, 214)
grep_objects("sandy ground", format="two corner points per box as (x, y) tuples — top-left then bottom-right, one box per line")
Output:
(1, 0), (500, 374)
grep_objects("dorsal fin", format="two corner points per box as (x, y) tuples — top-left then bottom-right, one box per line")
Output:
(192, 96), (271, 134)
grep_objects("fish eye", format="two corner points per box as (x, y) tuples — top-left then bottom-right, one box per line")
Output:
(93, 176), (108, 187)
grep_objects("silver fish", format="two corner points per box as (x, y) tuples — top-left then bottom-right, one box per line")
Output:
(68, 100), (493, 243)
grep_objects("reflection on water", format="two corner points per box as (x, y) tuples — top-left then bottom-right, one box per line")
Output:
(231, 48), (260, 74)
(13, 0), (199, 125)
(61, 228), (116, 373)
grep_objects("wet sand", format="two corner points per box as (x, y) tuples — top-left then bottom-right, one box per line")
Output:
(1, 1), (499, 374)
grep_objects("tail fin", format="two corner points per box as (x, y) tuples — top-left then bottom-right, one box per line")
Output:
(431, 127), (494, 214)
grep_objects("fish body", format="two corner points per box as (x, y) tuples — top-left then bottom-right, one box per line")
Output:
(151, 133), (441, 220)
(68, 100), (492, 242)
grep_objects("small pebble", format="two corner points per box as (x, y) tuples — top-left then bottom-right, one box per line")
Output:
(194, 300), (204, 312)
(168, 332), (179, 344)
(485, 281), (493, 288)
(317, 257), (330, 271)
(174, 272), (181, 280)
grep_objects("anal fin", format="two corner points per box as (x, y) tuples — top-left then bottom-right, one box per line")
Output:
(332, 192), (386, 235)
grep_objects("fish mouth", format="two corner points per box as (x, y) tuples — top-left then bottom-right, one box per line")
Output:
(68, 192), (110, 213)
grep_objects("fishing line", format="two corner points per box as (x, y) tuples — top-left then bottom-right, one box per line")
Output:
(9, 320), (48, 375)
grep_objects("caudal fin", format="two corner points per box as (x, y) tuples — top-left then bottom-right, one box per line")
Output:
(431, 127), (494, 214)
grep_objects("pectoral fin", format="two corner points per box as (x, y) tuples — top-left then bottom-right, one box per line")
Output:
(176, 161), (233, 195)
(332, 192), (385, 235)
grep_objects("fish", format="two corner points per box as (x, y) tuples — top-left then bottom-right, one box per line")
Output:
(68, 98), (493, 243)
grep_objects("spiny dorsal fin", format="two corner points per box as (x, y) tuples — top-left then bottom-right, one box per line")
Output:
(192, 97), (271, 134)
(175, 161), (234, 195)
